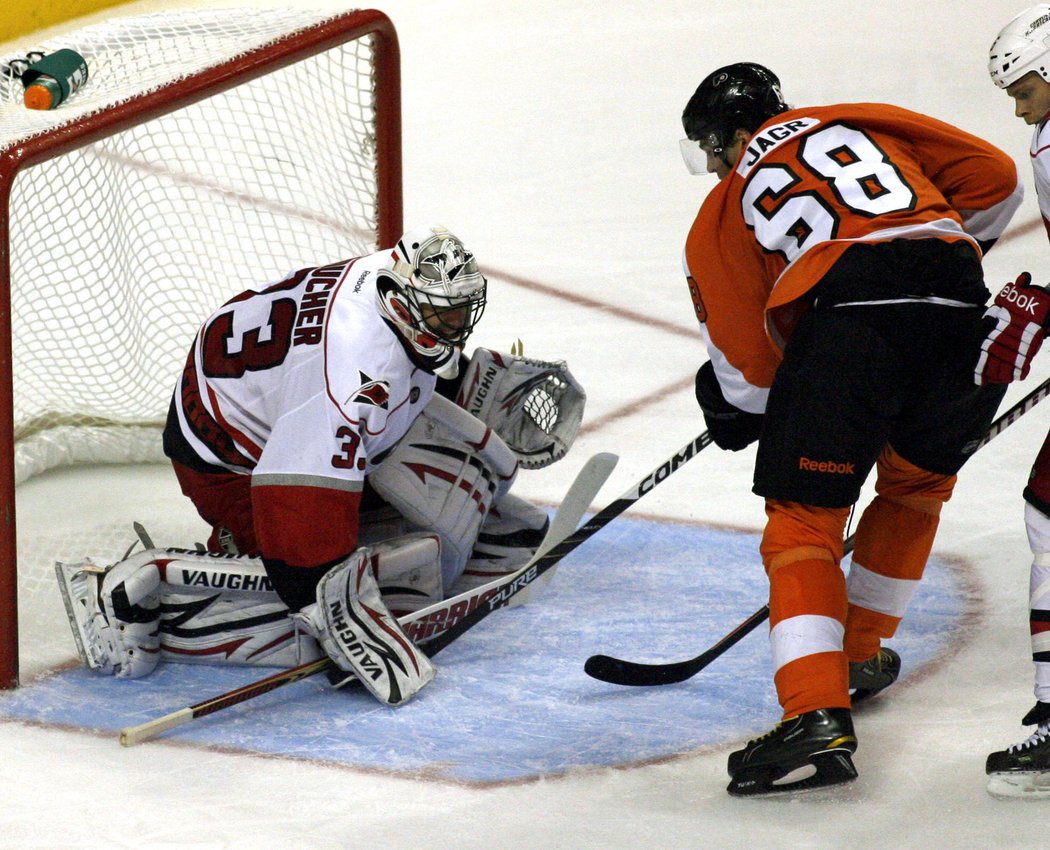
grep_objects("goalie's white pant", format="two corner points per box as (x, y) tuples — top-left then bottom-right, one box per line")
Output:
(56, 533), (444, 679)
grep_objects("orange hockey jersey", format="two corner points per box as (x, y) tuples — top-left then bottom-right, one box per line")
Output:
(683, 103), (1023, 413)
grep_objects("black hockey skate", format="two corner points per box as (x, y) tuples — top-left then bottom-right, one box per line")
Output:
(986, 706), (1050, 799)
(848, 646), (900, 703)
(727, 708), (858, 796)
(1021, 700), (1050, 727)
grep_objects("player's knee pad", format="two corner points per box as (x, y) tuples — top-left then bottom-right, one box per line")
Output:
(450, 493), (550, 595)
(369, 393), (518, 587)
(874, 445), (956, 516)
(56, 548), (163, 678)
(760, 500), (850, 574)
(1025, 502), (1050, 555)
(293, 547), (436, 705)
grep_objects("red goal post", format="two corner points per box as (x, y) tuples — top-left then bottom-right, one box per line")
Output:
(0, 8), (403, 688)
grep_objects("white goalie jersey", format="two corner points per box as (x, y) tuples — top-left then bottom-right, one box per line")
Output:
(168, 251), (439, 567)
(173, 249), (436, 481)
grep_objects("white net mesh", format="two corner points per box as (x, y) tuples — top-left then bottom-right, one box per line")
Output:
(1, 7), (397, 681)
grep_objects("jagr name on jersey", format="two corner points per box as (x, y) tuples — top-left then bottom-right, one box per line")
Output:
(736, 117), (820, 178)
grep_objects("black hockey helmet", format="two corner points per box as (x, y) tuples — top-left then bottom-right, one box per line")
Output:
(682, 62), (789, 153)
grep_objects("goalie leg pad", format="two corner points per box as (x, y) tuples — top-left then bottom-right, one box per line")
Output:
(294, 548), (436, 705)
(55, 549), (163, 678)
(369, 393), (517, 587)
(158, 550), (321, 668)
(450, 493), (550, 595)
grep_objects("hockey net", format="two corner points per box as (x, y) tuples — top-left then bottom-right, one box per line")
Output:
(0, 7), (402, 687)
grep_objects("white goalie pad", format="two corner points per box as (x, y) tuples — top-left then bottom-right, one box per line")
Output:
(57, 534), (445, 676)
(55, 549), (163, 679)
(450, 493), (550, 595)
(369, 392), (518, 587)
(57, 547), (323, 674)
(293, 547), (436, 705)
(159, 550), (322, 668)
(456, 347), (585, 469)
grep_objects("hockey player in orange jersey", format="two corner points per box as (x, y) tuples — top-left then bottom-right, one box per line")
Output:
(679, 62), (1021, 795)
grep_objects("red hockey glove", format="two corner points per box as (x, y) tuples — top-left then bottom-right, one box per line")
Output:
(975, 272), (1050, 384)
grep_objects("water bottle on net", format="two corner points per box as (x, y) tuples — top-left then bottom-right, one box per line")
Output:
(21, 49), (89, 110)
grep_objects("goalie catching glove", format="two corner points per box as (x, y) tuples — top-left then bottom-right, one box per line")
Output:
(456, 347), (585, 469)
(975, 272), (1050, 384)
(292, 545), (436, 705)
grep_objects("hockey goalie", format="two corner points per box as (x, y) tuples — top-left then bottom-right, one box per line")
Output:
(55, 224), (585, 706)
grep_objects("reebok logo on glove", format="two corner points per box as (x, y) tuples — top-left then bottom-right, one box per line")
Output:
(975, 272), (1050, 385)
(997, 280), (1044, 315)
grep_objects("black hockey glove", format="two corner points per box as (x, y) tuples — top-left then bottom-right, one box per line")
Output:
(694, 360), (763, 451)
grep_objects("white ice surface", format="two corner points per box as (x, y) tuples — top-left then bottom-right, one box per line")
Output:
(4, 1), (1050, 847)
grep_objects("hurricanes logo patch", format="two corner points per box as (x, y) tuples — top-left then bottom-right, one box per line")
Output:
(352, 372), (391, 408)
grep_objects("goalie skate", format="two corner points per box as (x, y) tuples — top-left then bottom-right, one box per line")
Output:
(55, 560), (118, 672)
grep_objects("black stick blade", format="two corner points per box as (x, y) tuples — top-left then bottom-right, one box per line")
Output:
(583, 606), (771, 687)
(583, 653), (703, 686)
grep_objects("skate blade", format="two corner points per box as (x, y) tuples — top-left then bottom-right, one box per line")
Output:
(54, 561), (107, 670)
(850, 679), (896, 704)
(728, 749), (858, 797)
(987, 771), (1050, 800)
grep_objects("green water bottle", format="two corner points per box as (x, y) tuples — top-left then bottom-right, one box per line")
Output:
(21, 49), (88, 110)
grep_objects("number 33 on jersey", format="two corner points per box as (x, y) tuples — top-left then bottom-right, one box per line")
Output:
(684, 103), (1023, 396)
(174, 253), (435, 485)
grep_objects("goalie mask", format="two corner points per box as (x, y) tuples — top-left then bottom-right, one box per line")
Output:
(989, 5), (1050, 88)
(377, 224), (487, 376)
(680, 62), (788, 173)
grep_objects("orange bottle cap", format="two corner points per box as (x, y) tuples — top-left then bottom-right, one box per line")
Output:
(24, 81), (57, 110)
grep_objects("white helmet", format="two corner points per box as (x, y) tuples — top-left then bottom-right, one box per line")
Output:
(989, 5), (1050, 88)
(376, 224), (487, 374)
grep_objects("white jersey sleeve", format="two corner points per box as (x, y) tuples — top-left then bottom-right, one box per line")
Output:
(1031, 119), (1050, 242)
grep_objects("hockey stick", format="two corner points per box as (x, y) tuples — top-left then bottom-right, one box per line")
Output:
(120, 449), (619, 745)
(121, 431), (716, 744)
(415, 433), (712, 657)
(584, 374), (1050, 687)
(119, 658), (331, 746)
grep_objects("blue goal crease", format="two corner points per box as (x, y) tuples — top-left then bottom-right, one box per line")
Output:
(0, 517), (969, 784)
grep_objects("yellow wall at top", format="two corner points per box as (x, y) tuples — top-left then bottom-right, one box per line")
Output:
(0, 0), (126, 44)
